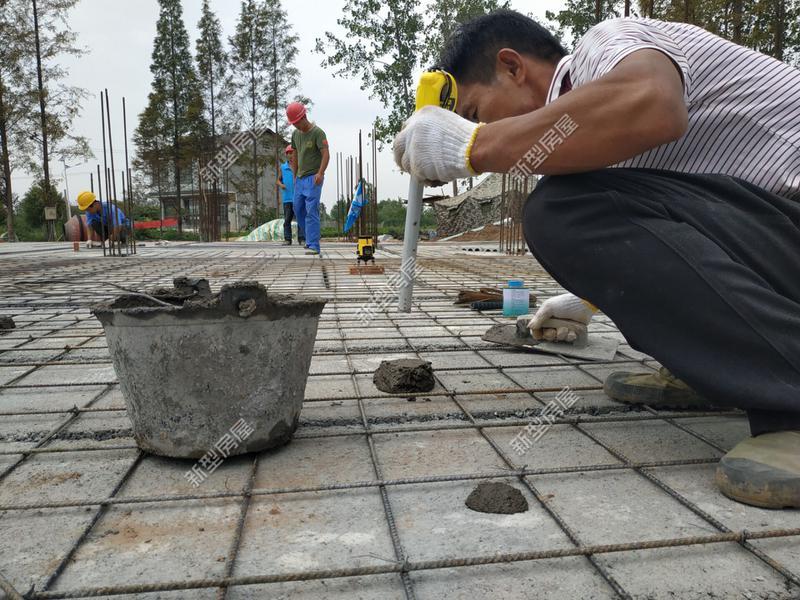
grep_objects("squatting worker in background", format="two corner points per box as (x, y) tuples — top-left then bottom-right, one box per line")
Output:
(286, 101), (329, 256)
(77, 191), (130, 246)
(393, 10), (800, 509)
(277, 145), (304, 247)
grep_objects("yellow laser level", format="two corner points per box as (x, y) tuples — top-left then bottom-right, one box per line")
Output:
(357, 236), (375, 264)
(414, 70), (458, 112)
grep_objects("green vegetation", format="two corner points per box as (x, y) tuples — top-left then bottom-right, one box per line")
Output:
(12, 181), (73, 241)
(548, 0), (799, 64)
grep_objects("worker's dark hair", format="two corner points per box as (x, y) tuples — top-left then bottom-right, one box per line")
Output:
(437, 9), (567, 84)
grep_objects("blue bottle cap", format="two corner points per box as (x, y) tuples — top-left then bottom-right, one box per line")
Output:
(508, 280), (524, 288)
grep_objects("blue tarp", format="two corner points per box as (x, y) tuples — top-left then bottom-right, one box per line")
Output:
(343, 180), (367, 233)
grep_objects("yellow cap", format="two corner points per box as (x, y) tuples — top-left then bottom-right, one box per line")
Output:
(77, 191), (96, 211)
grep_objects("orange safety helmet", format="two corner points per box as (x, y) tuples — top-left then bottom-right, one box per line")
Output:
(286, 101), (306, 125)
(285, 145), (293, 154)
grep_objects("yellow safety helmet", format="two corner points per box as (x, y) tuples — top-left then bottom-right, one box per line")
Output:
(77, 191), (97, 211)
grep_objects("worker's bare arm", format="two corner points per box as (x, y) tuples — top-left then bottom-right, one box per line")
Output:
(290, 152), (297, 175)
(315, 147), (330, 185)
(319, 147), (330, 174)
(470, 50), (688, 175)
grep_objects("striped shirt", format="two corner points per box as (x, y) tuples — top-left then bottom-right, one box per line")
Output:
(547, 18), (800, 201)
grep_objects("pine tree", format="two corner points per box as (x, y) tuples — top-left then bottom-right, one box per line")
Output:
(264, 0), (300, 210)
(133, 92), (171, 215)
(195, 0), (230, 237)
(143, 0), (204, 233)
(196, 0), (230, 166)
(230, 0), (270, 209)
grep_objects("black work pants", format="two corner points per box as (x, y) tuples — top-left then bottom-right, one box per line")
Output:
(523, 168), (800, 436)
(283, 201), (294, 242)
(90, 220), (127, 244)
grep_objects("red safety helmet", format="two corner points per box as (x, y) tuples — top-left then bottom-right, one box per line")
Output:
(286, 101), (306, 125)
(285, 145), (293, 154)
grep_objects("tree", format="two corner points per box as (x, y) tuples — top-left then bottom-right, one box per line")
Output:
(0, 0), (89, 242)
(14, 180), (69, 241)
(546, 0), (622, 46)
(265, 0), (300, 211)
(423, 0), (510, 65)
(133, 92), (171, 214)
(196, 0), (231, 169)
(315, 0), (424, 143)
(0, 0), (30, 242)
(29, 0), (92, 240)
(547, 0), (800, 64)
(142, 0), (205, 233)
(196, 0), (230, 239)
(230, 0), (271, 210)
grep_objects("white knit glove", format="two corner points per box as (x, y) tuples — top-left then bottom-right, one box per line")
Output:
(393, 105), (483, 185)
(530, 293), (596, 342)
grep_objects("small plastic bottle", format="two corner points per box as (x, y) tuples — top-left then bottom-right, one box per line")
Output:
(503, 280), (530, 317)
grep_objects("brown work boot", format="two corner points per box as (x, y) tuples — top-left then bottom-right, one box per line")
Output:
(604, 367), (714, 409)
(716, 432), (800, 509)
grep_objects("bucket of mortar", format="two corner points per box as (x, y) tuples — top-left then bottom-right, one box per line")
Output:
(92, 279), (326, 458)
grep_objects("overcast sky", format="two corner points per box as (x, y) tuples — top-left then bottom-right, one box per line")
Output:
(12, 0), (562, 210)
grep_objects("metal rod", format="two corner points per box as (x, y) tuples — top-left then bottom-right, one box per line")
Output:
(104, 89), (119, 256)
(122, 97), (136, 254)
(100, 92), (108, 257)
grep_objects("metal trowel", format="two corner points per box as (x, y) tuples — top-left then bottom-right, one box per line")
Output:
(482, 316), (620, 361)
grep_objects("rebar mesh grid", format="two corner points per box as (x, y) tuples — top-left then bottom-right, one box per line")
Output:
(1, 242), (798, 600)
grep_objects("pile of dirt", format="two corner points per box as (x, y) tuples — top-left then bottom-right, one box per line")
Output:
(0, 316), (15, 333)
(373, 358), (435, 393)
(465, 481), (529, 514)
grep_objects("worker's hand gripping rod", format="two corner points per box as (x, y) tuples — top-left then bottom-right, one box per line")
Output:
(398, 71), (458, 312)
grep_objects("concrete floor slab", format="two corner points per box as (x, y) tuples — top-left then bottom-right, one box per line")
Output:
(52, 500), (241, 590)
(0, 241), (793, 598)
(0, 384), (104, 412)
(388, 479), (572, 562)
(580, 419), (724, 462)
(232, 489), (395, 577)
(487, 424), (623, 470)
(372, 429), (508, 478)
(532, 469), (714, 544)
(227, 575), (406, 599)
(595, 544), (796, 599)
(0, 448), (136, 505)
(501, 365), (602, 390)
(0, 507), (98, 592)
(254, 435), (375, 489)
(410, 558), (618, 599)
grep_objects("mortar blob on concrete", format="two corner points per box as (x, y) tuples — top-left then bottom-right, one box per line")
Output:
(373, 358), (435, 393)
(0, 316), (15, 333)
(465, 482), (529, 514)
(92, 279), (326, 459)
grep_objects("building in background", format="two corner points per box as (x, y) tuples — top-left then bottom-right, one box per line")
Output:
(142, 130), (288, 233)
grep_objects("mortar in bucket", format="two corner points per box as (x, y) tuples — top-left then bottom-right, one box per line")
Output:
(92, 279), (326, 458)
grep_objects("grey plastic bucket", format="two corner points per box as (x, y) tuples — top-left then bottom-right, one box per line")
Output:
(92, 281), (326, 458)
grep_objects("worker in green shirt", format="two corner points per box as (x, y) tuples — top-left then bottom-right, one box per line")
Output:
(287, 101), (329, 255)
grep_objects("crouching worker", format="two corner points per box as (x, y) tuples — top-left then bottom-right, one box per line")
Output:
(77, 191), (129, 246)
(393, 10), (800, 509)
